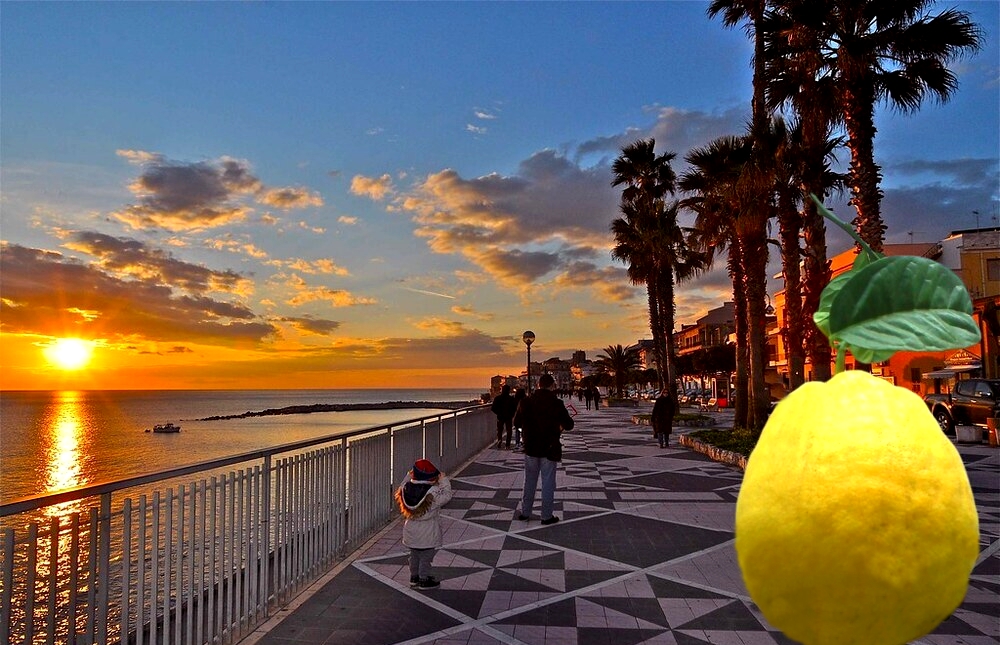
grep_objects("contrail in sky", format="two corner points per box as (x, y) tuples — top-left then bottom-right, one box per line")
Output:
(401, 287), (456, 300)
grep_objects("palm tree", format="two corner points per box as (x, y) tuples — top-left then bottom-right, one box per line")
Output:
(611, 201), (666, 390)
(597, 344), (642, 398)
(611, 139), (678, 391)
(680, 135), (754, 427)
(763, 0), (841, 382)
(762, 116), (808, 390)
(775, 0), (982, 253)
(707, 0), (776, 429)
(758, 114), (847, 389)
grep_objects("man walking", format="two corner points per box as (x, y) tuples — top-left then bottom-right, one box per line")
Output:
(651, 389), (675, 448)
(514, 373), (574, 525)
(491, 384), (517, 449)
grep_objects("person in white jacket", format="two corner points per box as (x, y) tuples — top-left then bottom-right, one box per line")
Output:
(394, 458), (453, 589)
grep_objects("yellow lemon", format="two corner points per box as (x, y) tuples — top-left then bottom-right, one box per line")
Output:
(735, 370), (979, 645)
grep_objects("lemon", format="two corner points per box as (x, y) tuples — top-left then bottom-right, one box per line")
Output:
(735, 370), (979, 645)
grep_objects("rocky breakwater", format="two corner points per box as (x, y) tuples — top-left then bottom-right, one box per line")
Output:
(195, 400), (480, 421)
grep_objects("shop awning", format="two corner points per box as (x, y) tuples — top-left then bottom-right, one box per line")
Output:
(922, 365), (981, 379)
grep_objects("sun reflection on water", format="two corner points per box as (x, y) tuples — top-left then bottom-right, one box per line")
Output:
(43, 391), (90, 518)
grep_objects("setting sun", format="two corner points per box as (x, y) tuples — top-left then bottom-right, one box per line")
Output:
(44, 338), (95, 371)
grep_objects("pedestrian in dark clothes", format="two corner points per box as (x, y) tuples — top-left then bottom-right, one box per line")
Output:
(491, 384), (517, 449)
(514, 374), (574, 525)
(651, 389), (675, 448)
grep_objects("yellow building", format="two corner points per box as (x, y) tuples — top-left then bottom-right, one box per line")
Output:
(770, 228), (1000, 396)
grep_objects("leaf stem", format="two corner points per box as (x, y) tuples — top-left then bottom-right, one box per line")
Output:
(809, 194), (879, 259)
(835, 346), (846, 375)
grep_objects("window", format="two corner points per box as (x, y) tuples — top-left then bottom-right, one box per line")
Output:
(955, 381), (975, 396)
(988, 258), (1000, 282)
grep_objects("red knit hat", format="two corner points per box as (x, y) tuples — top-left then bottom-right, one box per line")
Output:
(411, 459), (440, 481)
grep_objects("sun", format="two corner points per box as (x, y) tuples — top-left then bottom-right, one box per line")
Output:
(44, 338), (95, 371)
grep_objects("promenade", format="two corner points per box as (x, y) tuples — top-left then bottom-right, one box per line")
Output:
(246, 402), (1000, 645)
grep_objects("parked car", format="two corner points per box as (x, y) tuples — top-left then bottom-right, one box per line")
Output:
(923, 378), (1000, 437)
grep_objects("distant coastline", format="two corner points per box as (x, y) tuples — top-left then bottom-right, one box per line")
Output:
(192, 400), (481, 421)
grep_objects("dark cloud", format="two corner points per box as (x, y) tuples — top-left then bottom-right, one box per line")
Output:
(553, 262), (638, 302)
(258, 187), (324, 209)
(575, 106), (747, 167)
(890, 158), (997, 186)
(112, 152), (322, 231)
(0, 242), (276, 343)
(477, 248), (562, 282)
(65, 231), (251, 295)
(279, 315), (342, 335)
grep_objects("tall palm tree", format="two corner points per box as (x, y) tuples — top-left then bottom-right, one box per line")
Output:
(597, 344), (642, 398)
(764, 0), (840, 382)
(652, 200), (710, 402)
(778, 1), (982, 253)
(680, 135), (755, 428)
(611, 139), (678, 391)
(761, 116), (808, 390)
(707, 0), (776, 429)
(611, 201), (665, 391)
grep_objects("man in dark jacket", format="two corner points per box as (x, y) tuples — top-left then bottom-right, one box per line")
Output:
(651, 389), (675, 448)
(514, 373), (574, 525)
(491, 384), (517, 449)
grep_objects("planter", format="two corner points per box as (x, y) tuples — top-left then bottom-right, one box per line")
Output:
(955, 425), (980, 443)
(987, 418), (1000, 447)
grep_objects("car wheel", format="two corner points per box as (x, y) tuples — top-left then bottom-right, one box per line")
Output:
(933, 409), (954, 435)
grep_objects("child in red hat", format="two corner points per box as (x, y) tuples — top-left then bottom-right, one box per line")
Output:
(394, 458), (453, 589)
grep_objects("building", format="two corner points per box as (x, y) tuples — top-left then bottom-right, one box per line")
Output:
(634, 339), (656, 370)
(542, 357), (573, 391)
(769, 228), (1000, 395)
(490, 374), (519, 397)
(674, 302), (736, 357)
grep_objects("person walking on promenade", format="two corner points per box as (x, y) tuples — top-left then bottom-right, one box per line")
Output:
(593, 388), (602, 410)
(514, 373), (574, 525)
(395, 459), (453, 589)
(651, 389), (675, 448)
(512, 387), (527, 451)
(584, 387), (592, 410)
(491, 384), (517, 449)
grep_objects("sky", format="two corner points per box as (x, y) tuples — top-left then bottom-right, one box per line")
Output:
(1, 1), (998, 391)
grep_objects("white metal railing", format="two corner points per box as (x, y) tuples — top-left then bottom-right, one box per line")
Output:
(0, 405), (494, 645)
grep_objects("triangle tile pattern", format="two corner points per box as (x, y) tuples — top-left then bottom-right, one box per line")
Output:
(253, 405), (1000, 645)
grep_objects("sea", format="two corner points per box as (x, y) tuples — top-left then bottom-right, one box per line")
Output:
(0, 388), (484, 505)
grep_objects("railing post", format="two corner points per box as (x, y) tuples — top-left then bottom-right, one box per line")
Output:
(97, 492), (111, 645)
(1, 528), (12, 645)
(262, 454), (272, 617)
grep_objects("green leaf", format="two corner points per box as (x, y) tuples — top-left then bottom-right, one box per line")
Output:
(828, 255), (981, 353)
(813, 271), (855, 339)
(813, 242), (882, 338)
(840, 344), (898, 364)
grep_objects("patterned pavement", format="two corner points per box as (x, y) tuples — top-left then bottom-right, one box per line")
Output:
(246, 403), (1000, 645)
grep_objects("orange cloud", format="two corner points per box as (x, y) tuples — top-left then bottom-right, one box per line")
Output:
(350, 174), (395, 200)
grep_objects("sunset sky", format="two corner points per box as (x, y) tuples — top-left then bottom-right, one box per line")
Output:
(2, 2), (998, 391)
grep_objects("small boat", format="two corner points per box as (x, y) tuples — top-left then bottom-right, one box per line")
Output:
(148, 423), (181, 434)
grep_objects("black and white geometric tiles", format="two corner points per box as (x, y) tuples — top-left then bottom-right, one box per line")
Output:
(252, 404), (1000, 645)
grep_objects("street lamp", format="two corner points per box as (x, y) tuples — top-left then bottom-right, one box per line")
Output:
(522, 331), (535, 393)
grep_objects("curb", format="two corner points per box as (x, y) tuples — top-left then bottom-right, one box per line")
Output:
(679, 434), (748, 471)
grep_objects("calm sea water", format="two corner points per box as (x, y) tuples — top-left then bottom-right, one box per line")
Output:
(0, 388), (483, 504)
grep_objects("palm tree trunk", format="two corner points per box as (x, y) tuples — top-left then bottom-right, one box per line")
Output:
(646, 279), (667, 391)
(843, 79), (886, 253)
(744, 226), (770, 429)
(799, 85), (833, 382)
(778, 188), (805, 390)
(659, 266), (679, 401)
(729, 241), (749, 429)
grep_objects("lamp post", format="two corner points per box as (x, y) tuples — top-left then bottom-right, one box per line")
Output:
(522, 331), (535, 393)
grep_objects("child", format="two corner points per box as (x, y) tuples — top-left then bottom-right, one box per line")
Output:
(394, 458), (453, 589)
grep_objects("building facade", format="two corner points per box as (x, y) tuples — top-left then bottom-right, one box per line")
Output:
(769, 229), (1000, 396)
